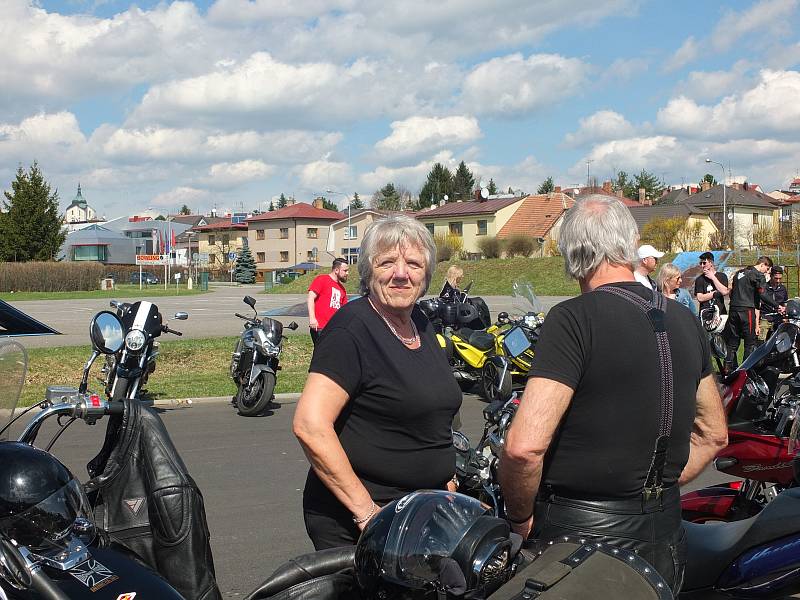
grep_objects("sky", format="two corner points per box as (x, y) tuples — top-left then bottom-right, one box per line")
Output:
(2, 0), (800, 218)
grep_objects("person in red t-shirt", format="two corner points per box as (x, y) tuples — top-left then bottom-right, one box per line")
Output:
(307, 258), (350, 344)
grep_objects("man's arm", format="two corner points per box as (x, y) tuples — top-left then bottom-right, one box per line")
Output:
(678, 374), (728, 486)
(307, 290), (319, 330)
(499, 377), (574, 537)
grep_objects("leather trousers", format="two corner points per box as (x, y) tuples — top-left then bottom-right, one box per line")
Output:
(533, 485), (686, 594)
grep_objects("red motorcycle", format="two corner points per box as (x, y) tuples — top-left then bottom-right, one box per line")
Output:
(681, 311), (800, 523)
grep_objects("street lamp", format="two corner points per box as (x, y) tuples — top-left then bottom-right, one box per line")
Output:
(705, 158), (727, 244)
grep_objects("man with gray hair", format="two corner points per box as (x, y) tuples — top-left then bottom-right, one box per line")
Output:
(499, 194), (727, 592)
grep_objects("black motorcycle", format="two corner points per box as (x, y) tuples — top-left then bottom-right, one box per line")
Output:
(0, 339), (185, 600)
(99, 300), (187, 401)
(230, 295), (298, 417)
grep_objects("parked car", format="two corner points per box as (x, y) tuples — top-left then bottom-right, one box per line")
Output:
(130, 271), (160, 285)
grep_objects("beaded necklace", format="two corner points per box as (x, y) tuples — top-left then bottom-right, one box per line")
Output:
(368, 297), (419, 346)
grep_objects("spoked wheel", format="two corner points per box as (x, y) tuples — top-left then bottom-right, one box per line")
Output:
(237, 372), (276, 417)
(480, 361), (512, 403)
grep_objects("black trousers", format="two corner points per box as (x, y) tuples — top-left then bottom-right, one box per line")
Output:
(303, 506), (361, 551)
(724, 308), (758, 370)
(310, 328), (320, 345)
(533, 486), (686, 594)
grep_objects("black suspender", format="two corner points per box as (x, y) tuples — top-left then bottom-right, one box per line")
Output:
(594, 285), (673, 502)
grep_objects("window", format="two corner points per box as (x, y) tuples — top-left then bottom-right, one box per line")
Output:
(280, 251), (289, 262)
(753, 213), (759, 225)
(257, 252), (265, 262)
(425, 223), (435, 235)
(72, 245), (107, 261)
(307, 250), (314, 260)
(307, 227), (318, 239)
(449, 222), (463, 236)
(280, 228), (289, 239)
(477, 220), (488, 236)
(222, 234), (230, 245)
(208, 234), (215, 245)
(256, 230), (265, 240)
(223, 253), (229, 264)
(210, 254), (216, 264)
(345, 225), (357, 240)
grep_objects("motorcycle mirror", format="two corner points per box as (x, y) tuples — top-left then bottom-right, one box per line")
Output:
(109, 300), (121, 309)
(287, 322), (299, 330)
(173, 312), (189, 321)
(462, 281), (473, 295)
(243, 296), (257, 308)
(89, 311), (124, 354)
(78, 350), (100, 394)
(498, 311), (509, 322)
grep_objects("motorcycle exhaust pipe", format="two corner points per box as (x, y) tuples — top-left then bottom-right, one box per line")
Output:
(453, 371), (479, 384)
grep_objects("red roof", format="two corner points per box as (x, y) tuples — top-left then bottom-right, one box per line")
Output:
(415, 197), (524, 219)
(247, 202), (343, 222)
(192, 219), (248, 232)
(497, 193), (574, 239)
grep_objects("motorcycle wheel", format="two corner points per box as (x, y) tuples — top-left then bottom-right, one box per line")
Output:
(480, 361), (512, 403)
(237, 372), (276, 417)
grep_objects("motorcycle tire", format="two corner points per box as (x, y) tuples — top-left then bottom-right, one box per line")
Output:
(237, 372), (277, 417)
(480, 361), (512, 403)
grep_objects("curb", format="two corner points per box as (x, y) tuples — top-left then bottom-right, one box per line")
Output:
(150, 392), (301, 408)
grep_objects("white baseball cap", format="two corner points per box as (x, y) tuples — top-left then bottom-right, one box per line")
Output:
(637, 244), (665, 260)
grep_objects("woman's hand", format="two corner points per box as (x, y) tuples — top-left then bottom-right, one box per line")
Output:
(446, 476), (459, 493)
(353, 501), (379, 531)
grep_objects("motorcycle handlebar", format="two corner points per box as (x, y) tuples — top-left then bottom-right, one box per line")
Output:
(162, 325), (182, 336)
(235, 312), (251, 320)
(16, 395), (123, 444)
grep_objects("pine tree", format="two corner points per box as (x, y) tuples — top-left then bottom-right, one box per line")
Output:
(278, 193), (288, 209)
(452, 161), (475, 202)
(0, 163), (66, 261)
(268, 201), (275, 211)
(418, 163), (453, 208)
(321, 197), (339, 211)
(349, 192), (364, 210)
(487, 178), (498, 195)
(370, 183), (402, 210)
(234, 245), (257, 284)
(179, 204), (191, 215)
(537, 176), (555, 194)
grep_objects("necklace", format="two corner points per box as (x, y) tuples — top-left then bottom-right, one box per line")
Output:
(368, 297), (419, 345)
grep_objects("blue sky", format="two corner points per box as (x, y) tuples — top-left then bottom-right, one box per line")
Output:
(2, 0), (800, 217)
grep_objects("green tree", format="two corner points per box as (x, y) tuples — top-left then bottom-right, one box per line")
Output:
(277, 193), (288, 209)
(700, 173), (718, 187)
(452, 161), (475, 202)
(234, 245), (257, 284)
(179, 204), (191, 215)
(612, 171), (636, 199)
(268, 201), (275, 211)
(349, 192), (364, 210)
(537, 176), (555, 194)
(155, 215), (166, 221)
(633, 169), (664, 201)
(487, 178), (498, 195)
(418, 163), (453, 208)
(371, 183), (402, 210)
(320, 197), (339, 211)
(0, 163), (66, 262)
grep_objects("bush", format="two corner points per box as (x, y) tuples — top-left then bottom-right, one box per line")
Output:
(543, 238), (560, 256)
(504, 234), (538, 258)
(0, 262), (106, 292)
(477, 236), (503, 259)
(433, 234), (463, 263)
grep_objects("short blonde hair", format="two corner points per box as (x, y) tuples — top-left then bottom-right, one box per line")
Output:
(446, 265), (463, 287)
(657, 262), (682, 293)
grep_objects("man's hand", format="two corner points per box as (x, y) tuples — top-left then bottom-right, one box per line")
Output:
(755, 323), (761, 336)
(309, 317), (319, 330)
(779, 304), (787, 314)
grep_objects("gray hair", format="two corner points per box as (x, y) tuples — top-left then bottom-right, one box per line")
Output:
(657, 262), (681, 292)
(558, 194), (638, 280)
(357, 214), (437, 296)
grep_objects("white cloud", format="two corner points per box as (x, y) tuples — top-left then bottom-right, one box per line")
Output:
(564, 110), (636, 147)
(681, 61), (752, 102)
(462, 53), (589, 117)
(206, 160), (275, 186)
(710, 0), (797, 52)
(209, 0), (355, 22)
(603, 57), (649, 82)
(374, 116), (482, 162)
(151, 186), (210, 208)
(0, 112), (90, 173)
(664, 36), (699, 72)
(296, 159), (353, 192)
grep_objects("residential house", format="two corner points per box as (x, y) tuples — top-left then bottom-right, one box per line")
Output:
(58, 224), (138, 264)
(496, 192), (574, 256)
(329, 208), (415, 263)
(192, 219), (249, 276)
(627, 204), (718, 252)
(247, 200), (343, 280)
(415, 196), (527, 256)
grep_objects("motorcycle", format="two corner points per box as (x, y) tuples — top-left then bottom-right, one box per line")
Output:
(0, 339), (184, 599)
(680, 304), (800, 522)
(98, 300), (188, 401)
(230, 295), (298, 417)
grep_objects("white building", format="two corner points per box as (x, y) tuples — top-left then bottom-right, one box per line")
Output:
(64, 184), (101, 231)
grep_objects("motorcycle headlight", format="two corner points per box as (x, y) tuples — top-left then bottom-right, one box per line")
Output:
(125, 329), (147, 352)
(452, 430), (471, 452)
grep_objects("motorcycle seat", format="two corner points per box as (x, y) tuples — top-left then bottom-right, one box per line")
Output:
(455, 328), (494, 351)
(682, 487), (800, 591)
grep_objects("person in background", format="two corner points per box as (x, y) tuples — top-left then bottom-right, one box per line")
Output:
(759, 266), (788, 342)
(658, 263), (695, 312)
(634, 245), (664, 289)
(440, 264), (464, 301)
(694, 252), (729, 318)
(293, 215), (462, 550)
(307, 258), (349, 345)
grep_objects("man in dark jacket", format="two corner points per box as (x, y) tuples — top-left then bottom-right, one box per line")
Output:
(724, 256), (783, 370)
(759, 266), (788, 342)
(498, 194), (728, 594)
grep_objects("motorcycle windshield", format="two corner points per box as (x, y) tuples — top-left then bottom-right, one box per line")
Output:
(736, 321), (794, 373)
(511, 280), (544, 316)
(0, 340), (27, 440)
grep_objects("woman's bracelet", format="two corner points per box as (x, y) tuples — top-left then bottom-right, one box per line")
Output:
(353, 502), (378, 525)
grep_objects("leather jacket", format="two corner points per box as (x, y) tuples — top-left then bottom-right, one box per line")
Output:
(85, 397), (223, 600)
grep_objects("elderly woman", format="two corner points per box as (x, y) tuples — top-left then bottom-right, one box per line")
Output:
(293, 214), (463, 550)
(657, 262), (695, 312)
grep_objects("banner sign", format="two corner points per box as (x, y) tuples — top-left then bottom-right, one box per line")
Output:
(136, 254), (168, 265)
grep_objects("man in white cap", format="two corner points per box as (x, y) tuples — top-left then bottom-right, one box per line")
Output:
(634, 244), (664, 289)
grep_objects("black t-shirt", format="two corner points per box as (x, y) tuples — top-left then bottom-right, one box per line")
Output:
(305, 296), (462, 508)
(528, 282), (711, 499)
(694, 272), (728, 315)
(762, 283), (788, 323)
(729, 267), (766, 310)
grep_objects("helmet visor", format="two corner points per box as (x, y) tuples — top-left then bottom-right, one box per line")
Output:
(379, 491), (489, 589)
(0, 479), (91, 553)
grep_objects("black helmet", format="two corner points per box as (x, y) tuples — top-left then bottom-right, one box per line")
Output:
(787, 299), (800, 320)
(355, 491), (513, 599)
(0, 443), (91, 553)
(418, 298), (441, 322)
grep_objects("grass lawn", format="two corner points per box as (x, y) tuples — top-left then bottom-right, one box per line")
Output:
(266, 257), (582, 296)
(19, 335), (314, 406)
(1, 284), (209, 302)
